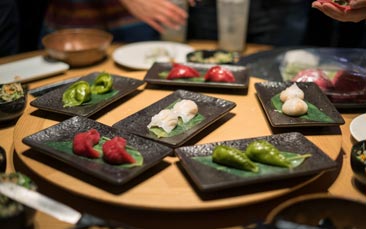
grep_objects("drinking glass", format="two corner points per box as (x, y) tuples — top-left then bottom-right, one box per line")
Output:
(160, 0), (188, 43)
(217, 0), (250, 52)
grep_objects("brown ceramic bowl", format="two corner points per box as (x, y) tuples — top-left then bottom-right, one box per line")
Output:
(266, 193), (366, 228)
(42, 28), (113, 67)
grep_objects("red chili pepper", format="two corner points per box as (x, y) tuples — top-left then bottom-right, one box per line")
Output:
(102, 136), (135, 165)
(167, 63), (200, 80)
(73, 129), (101, 158)
(204, 66), (235, 82)
(316, 0), (351, 11)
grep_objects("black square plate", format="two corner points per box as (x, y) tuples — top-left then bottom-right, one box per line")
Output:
(30, 72), (144, 117)
(144, 62), (249, 89)
(175, 132), (337, 192)
(255, 81), (345, 127)
(22, 116), (173, 185)
(112, 89), (236, 147)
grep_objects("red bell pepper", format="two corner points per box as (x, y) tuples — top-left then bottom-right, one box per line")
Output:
(102, 136), (135, 165)
(316, 0), (351, 11)
(167, 63), (200, 80)
(204, 66), (235, 83)
(73, 129), (101, 158)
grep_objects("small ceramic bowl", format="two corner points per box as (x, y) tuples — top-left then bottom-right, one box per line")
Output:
(266, 193), (366, 228)
(0, 83), (26, 122)
(186, 50), (239, 64)
(350, 140), (366, 185)
(0, 173), (37, 229)
(42, 28), (113, 67)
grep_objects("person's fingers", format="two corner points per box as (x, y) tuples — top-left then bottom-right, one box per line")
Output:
(320, 3), (366, 22)
(311, 1), (323, 9)
(188, 0), (196, 6)
(350, 0), (366, 8)
(145, 19), (164, 33)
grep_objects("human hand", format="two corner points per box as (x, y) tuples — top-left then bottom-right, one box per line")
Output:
(312, 0), (366, 22)
(120, 0), (197, 33)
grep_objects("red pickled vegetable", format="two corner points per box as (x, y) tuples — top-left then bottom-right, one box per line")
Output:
(102, 136), (135, 165)
(167, 63), (200, 80)
(73, 129), (101, 158)
(316, 0), (351, 11)
(204, 66), (235, 82)
(292, 69), (333, 90)
(332, 70), (366, 93)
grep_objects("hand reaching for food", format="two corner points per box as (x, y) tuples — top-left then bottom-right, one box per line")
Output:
(119, 0), (198, 33)
(312, 0), (366, 22)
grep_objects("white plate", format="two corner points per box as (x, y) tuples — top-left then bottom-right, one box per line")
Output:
(112, 41), (194, 70)
(350, 113), (366, 141)
(0, 56), (69, 84)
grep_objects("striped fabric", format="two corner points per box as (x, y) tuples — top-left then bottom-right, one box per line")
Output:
(45, 0), (139, 30)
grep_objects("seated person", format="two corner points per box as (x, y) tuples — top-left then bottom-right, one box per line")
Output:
(42, 0), (194, 42)
(187, 0), (365, 48)
(0, 0), (19, 57)
(188, 0), (311, 46)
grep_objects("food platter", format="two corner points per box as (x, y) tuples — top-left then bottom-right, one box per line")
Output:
(112, 90), (236, 147)
(176, 132), (337, 192)
(144, 62), (249, 90)
(22, 116), (172, 185)
(30, 72), (144, 117)
(255, 81), (345, 127)
(239, 47), (366, 109)
(13, 77), (342, 211)
(113, 41), (194, 70)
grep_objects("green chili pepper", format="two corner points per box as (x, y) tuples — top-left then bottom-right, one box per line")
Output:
(91, 72), (113, 94)
(212, 145), (259, 173)
(62, 80), (91, 107)
(245, 140), (292, 168)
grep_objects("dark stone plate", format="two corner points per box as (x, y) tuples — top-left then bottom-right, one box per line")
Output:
(175, 132), (337, 192)
(22, 116), (173, 185)
(112, 89), (236, 147)
(255, 81), (345, 127)
(143, 62), (249, 90)
(238, 47), (366, 109)
(30, 72), (144, 117)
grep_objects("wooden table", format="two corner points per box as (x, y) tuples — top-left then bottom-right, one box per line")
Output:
(1, 41), (365, 228)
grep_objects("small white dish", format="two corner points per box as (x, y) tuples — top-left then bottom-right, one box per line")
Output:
(350, 113), (366, 141)
(0, 55), (69, 84)
(112, 41), (194, 70)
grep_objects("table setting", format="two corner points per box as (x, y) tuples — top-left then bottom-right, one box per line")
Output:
(0, 29), (365, 228)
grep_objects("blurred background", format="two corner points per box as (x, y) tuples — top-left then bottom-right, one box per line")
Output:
(1, 0), (366, 58)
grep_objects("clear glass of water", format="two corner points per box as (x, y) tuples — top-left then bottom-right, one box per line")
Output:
(217, 0), (250, 52)
(160, 0), (188, 43)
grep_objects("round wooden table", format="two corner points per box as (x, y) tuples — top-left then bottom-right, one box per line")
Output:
(2, 41), (365, 228)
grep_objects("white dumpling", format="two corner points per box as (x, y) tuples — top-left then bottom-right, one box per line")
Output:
(280, 83), (304, 102)
(282, 97), (308, 116)
(172, 99), (198, 123)
(147, 109), (178, 133)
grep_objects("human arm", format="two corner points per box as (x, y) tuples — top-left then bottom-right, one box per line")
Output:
(119, 0), (197, 33)
(312, 0), (366, 22)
